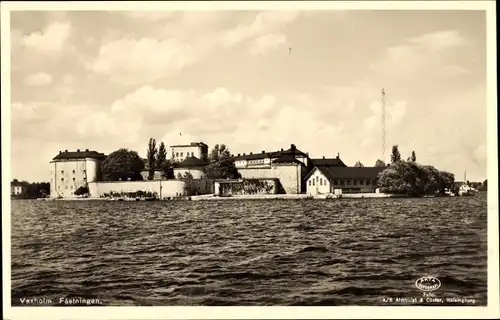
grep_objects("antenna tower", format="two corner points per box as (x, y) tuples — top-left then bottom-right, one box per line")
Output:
(381, 88), (386, 161)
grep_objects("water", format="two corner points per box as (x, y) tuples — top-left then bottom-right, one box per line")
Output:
(11, 194), (487, 306)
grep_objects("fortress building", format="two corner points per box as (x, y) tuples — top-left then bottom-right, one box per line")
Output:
(49, 149), (106, 198)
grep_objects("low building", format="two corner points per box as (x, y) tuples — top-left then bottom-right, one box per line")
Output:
(232, 144), (309, 194)
(174, 156), (208, 179)
(170, 142), (208, 163)
(11, 180), (25, 196)
(305, 166), (386, 195)
(50, 149), (107, 198)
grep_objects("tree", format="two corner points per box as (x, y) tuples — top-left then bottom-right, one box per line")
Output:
(156, 142), (167, 168)
(391, 145), (402, 164)
(354, 161), (364, 167)
(101, 148), (145, 181)
(74, 186), (89, 196)
(375, 159), (386, 167)
(209, 144), (231, 163)
(411, 150), (417, 162)
(206, 144), (240, 179)
(146, 138), (158, 180)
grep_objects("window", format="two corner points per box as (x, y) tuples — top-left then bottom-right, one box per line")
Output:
(366, 180), (371, 185)
(61, 178), (64, 181)
(319, 178), (323, 186)
(180, 152), (183, 157)
(61, 170), (64, 174)
(309, 180), (311, 186)
(340, 180), (345, 185)
(191, 152), (194, 157)
(360, 180), (365, 185)
(347, 180), (352, 186)
(83, 170), (86, 173)
(316, 176), (319, 182)
(312, 179), (315, 186)
(333, 179), (338, 185)
(73, 170), (75, 174)
(176, 152), (179, 157)
(84, 177), (87, 181)
(353, 180), (358, 185)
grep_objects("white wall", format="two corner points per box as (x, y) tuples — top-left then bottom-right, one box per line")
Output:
(306, 168), (331, 195)
(237, 163), (303, 194)
(88, 180), (186, 199)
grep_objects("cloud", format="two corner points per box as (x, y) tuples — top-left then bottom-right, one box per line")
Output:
(24, 72), (53, 86)
(249, 33), (288, 55)
(89, 11), (299, 85)
(371, 30), (469, 78)
(22, 21), (72, 53)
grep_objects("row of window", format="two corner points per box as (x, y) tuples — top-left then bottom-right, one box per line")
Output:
(173, 152), (195, 158)
(59, 177), (86, 182)
(309, 177), (373, 187)
(59, 170), (86, 174)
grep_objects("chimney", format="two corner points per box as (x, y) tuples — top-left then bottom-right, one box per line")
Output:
(243, 153), (246, 155)
(238, 153), (241, 156)
(85, 149), (89, 152)
(281, 148), (284, 152)
(337, 152), (340, 159)
(323, 156), (325, 159)
(77, 149), (80, 152)
(262, 150), (265, 154)
(65, 149), (68, 152)
(59, 151), (62, 154)
(250, 152), (253, 155)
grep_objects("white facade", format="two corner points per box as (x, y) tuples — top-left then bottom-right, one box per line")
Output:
(170, 143), (208, 163)
(50, 158), (100, 198)
(306, 169), (332, 195)
(235, 154), (308, 169)
(11, 186), (23, 195)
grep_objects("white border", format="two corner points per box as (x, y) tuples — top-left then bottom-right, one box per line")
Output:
(2, 1), (498, 319)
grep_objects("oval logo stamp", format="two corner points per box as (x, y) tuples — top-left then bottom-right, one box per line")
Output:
(415, 276), (441, 292)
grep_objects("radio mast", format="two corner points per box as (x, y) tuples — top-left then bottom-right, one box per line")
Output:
(381, 88), (386, 161)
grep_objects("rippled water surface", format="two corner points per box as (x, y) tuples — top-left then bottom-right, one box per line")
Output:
(11, 194), (487, 306)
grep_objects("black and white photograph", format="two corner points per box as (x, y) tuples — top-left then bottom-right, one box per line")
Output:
(2, 1), (499, 319)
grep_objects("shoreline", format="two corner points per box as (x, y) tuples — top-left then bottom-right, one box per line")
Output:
(30, 192), (471, 201)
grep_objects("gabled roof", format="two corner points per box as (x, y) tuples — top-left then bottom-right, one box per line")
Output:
(11, 180), (24, 187)
(52, 150), (107, 161)
(232, 144), (308, 161)
(310, 158), (347, 167)
(305, 166), (386, 181)
(177, 156), (208, 168)
(272, 154), (305, 165)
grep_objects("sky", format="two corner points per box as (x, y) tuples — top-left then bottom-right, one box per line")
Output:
(8, 9), (488, 182)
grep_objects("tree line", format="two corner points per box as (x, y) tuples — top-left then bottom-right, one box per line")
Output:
(11, 179), (50, 199)
(99, 139), (240, 181)
(376, 145), (457, 196)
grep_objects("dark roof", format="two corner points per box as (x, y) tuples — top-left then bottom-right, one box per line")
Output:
(11, 180), (24, 187)
(232, 144), (308, 161)
(272, 154), (305, 165)
(306, 166), (386, 181)
(177, 156), (208, 168)
(170, 142), (208, 148)
(311, 158), (347, 167)
(52, 150), (107, 161)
